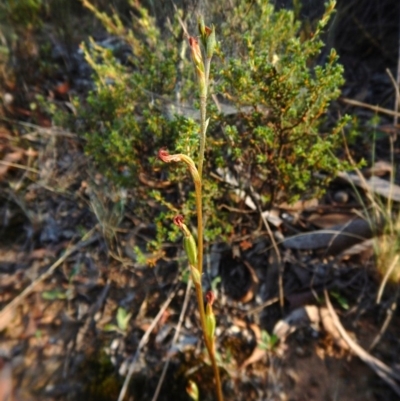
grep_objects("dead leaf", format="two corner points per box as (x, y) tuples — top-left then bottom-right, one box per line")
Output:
(261, 208), (283, 227)
(239, 260), (259, 303)
(273, 305), (320, 341)
(307, 212), (357, 228)
(239, 239), (253, 251)
(364, 160), (393, 177)
(279, 198), (319, 211)
(319, 307), (350, 350)
(54, 81), (70, 95)
(0, 358), (12, 401)
(239, 323), (265, 370)
(339, 172), (400, 202)
(24, 148), (38, 158)
(338, 238), (375, 261)
(0, 150), (24, 179)
(0, 307), (17, 332)
(231, 318), (248, 329)
(282, 218), (381, 255)
(29, 248), (56, 260)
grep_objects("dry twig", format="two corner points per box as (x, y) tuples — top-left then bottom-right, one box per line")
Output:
(151, 278), (192, 401)
(117, 285), (179, 401)
(340, 97), (400, 119)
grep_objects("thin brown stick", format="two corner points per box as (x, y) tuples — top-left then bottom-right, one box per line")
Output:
(0, 160), (39, 174)
(247, 297), (279, 315)
(260, 211), (284, 310)
(117, 285), (179, 401)
(386, 68), (400, 119)
(369, 298), (397, 352)
(394, 12), (400, 127)
(151, 277), (192, 401)
(340, 97), (400, 118)
(248, 185), (284, 311)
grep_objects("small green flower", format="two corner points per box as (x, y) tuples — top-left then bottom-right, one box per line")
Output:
(173, 215), (198, 268)
(197, 16), (216, 59)
(205, 291), (216, 342)
(187, 380), (199, 401)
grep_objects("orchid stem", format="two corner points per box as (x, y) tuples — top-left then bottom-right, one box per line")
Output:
(194, 52), (223, 401)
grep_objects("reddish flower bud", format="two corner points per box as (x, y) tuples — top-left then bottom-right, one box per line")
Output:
(188, 36), (206, 96)
(157, 149), (201, 185)
(206, 290), (215, 306)
(189, 36), (203, 70)
(173, 214), (185, 229)
(158, 148), (170, 162)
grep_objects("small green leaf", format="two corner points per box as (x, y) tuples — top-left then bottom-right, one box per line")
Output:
(103, 324), (119, 332)
(258, 330), (279, 351)
(330, 291), (349, 310)
(116, 307), (132, 331)
(211, 276), (221, 292)
(42, 290), (67, 300)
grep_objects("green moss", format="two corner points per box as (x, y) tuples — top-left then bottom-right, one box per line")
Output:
(81, 350), (123, 401)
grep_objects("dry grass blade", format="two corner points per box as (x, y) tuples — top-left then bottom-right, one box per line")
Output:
(386, 67), (400, 127)
(0, 160), (39, 174)
(324, 289), (400, 396)
(369, 299), (398, 352)
(338, 172), (400, 202)
(376, 255), (400, 304)
(0, 117), (77, 138)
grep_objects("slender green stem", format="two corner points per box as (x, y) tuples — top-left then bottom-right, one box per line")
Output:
(197, 57), (211, 178)
(210, 350), (224, 401)
(194, 182), (223, 401)
(198, 96), (207, 178)
(194, 182), (204, 276)
(204, 58), (211, 93)
(194, 55), (224, 401)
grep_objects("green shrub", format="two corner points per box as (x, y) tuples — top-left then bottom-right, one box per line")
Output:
(1, 0), (44, 29)
(76, 0), (356, 248)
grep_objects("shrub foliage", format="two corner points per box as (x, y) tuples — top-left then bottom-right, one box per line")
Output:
(77, 0), (354, 246)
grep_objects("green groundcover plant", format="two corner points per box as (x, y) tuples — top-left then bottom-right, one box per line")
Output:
(74, 0), (356, 251)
